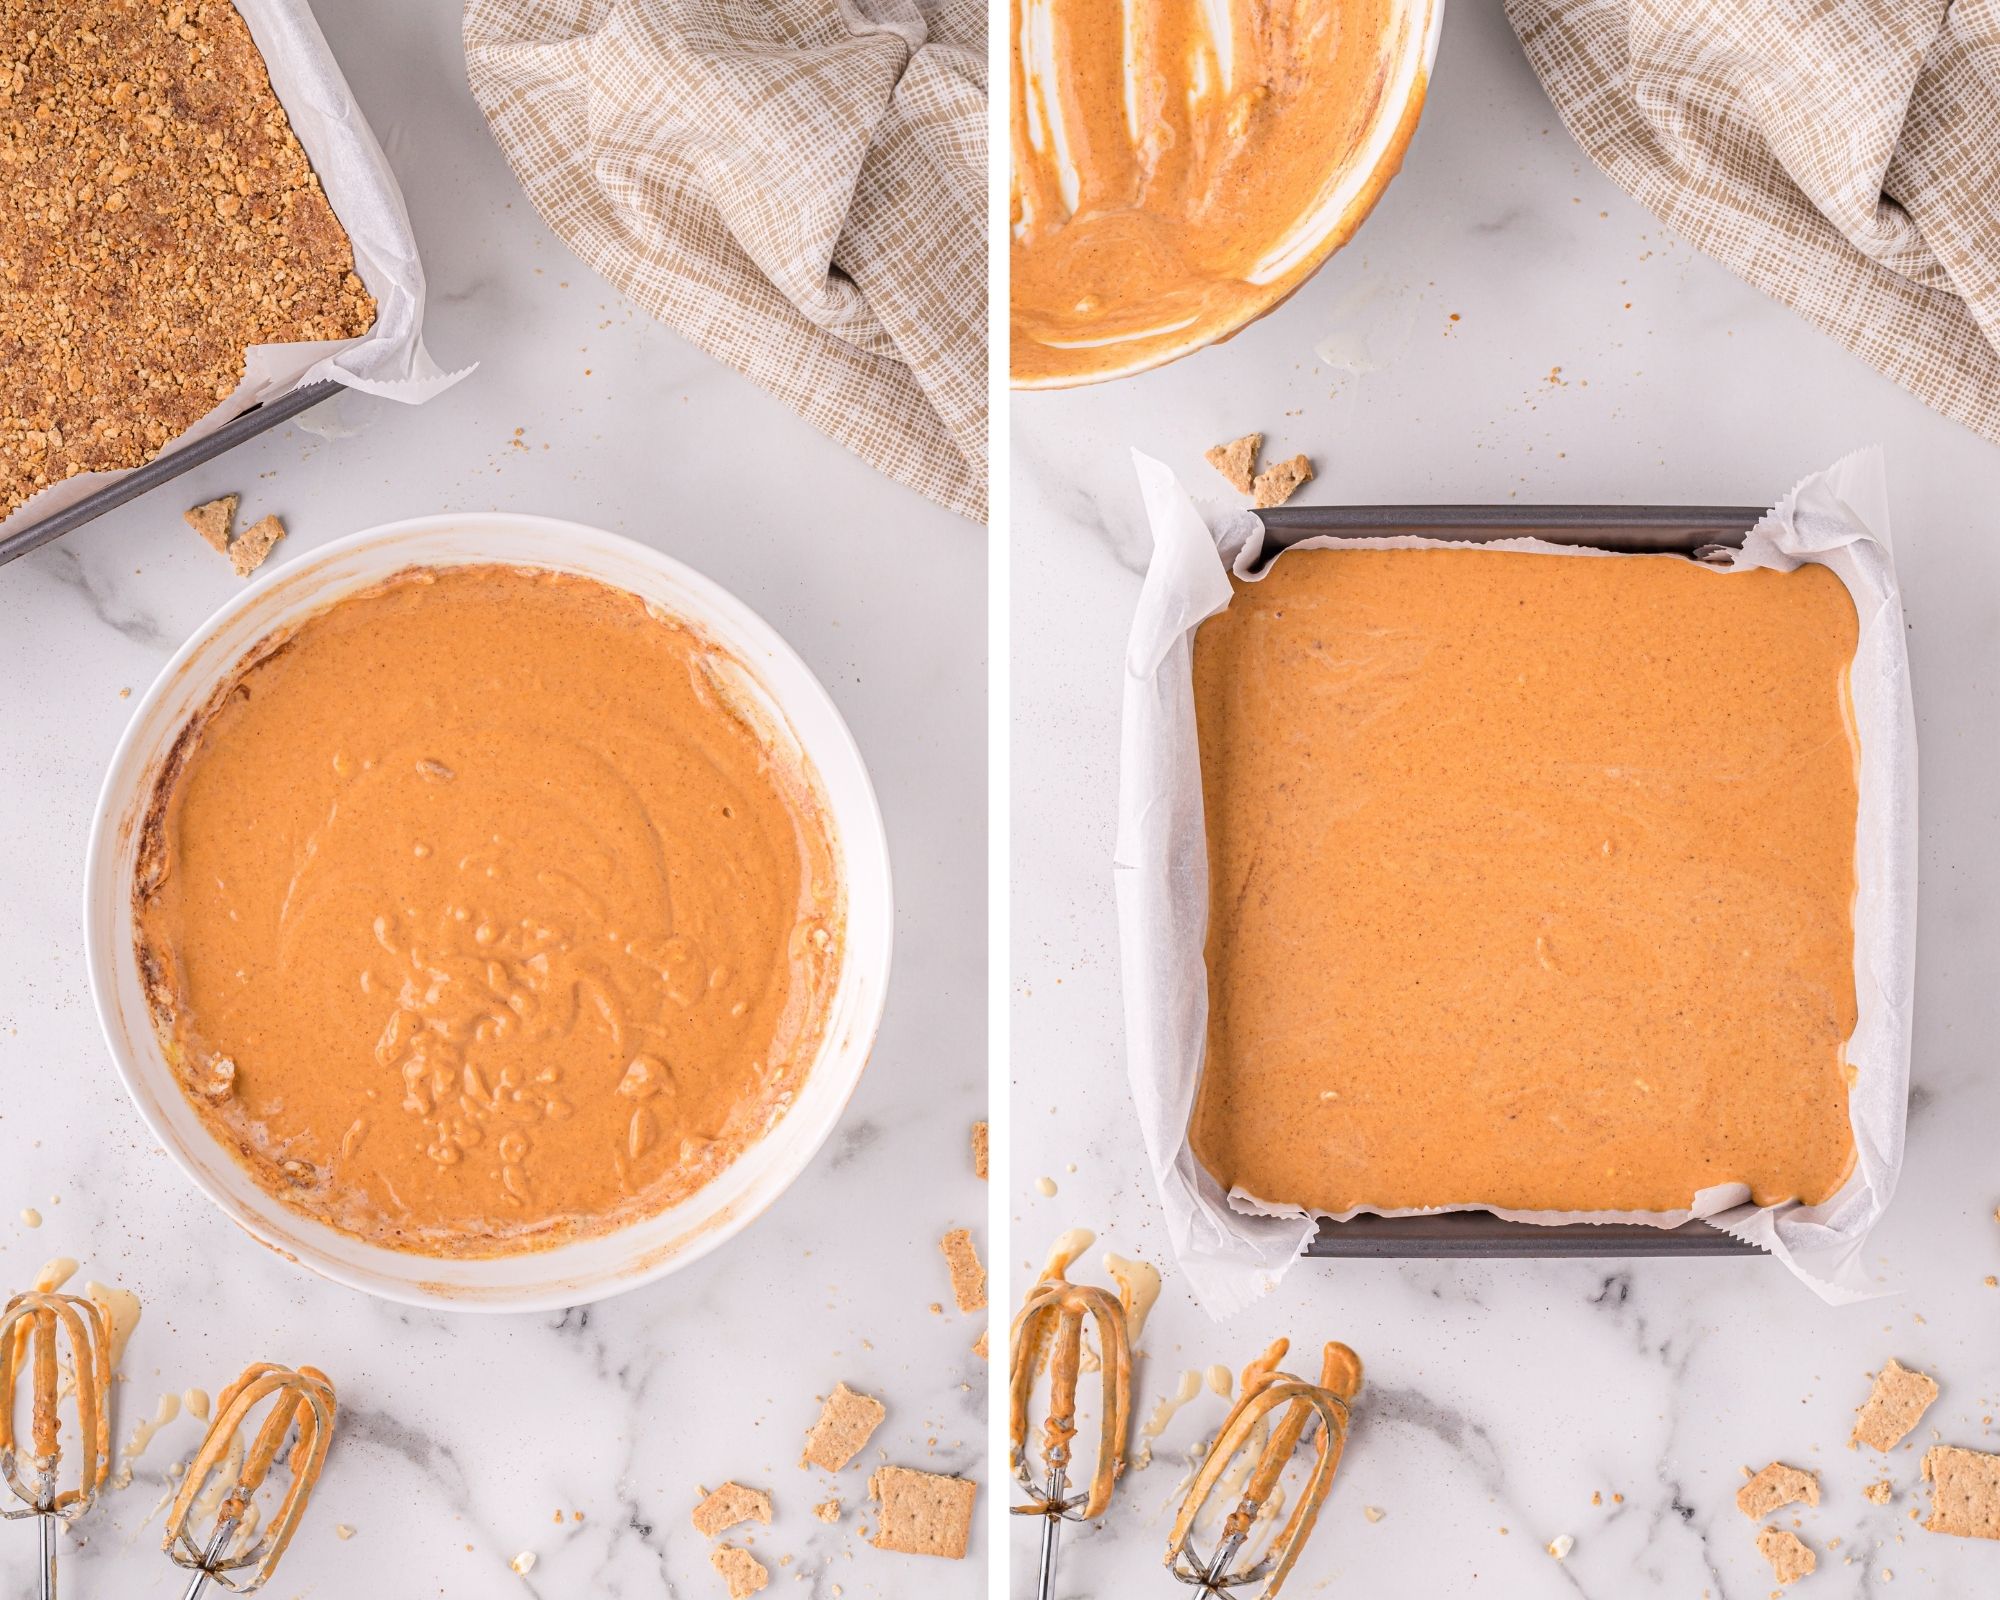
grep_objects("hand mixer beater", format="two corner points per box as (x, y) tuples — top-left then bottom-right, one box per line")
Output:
(1008, 1267), (1132, 1600)
(1165, 1339), (1364, 1599)
(0, 1289), (111, 1600)
(161, 1362), (336, 1596)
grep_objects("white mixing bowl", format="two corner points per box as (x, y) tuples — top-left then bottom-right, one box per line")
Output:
(83, 515), (894, 1312)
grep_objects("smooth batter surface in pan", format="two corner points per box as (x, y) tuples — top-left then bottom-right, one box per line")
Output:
(135, 565), (841, 1257)
(1190, 548), (1859, 1215)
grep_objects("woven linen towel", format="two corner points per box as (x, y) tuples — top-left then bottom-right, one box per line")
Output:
(464, 0), (986, 522)
(1508, 0), (2000, 447)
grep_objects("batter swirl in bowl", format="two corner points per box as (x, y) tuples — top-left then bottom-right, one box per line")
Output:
(133, 565), (842, 1258)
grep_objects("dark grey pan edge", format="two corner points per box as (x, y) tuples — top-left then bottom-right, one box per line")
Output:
(0, 379), (343, 569)
(1256, 503), (1769, 554)
(1254, 502), (1783, 1260)
(1306, 1214), (1760, 1258)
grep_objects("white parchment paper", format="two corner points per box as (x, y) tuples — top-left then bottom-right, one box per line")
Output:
(0, 0), (470, 542)
(1113, 448), (1918, 1315)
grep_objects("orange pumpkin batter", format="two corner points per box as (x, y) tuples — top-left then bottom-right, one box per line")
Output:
(1191, 549), (1859, 1216)
(1010, 0), (1421, 385)
(134, 565), (841, 1257)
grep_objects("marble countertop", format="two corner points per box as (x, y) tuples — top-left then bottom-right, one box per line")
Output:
(0, 2), (985, 1596)
(1010, 7), (2000, 1598)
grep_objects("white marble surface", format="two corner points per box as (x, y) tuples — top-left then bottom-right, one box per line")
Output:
(0, 2), (985, 1596)
(1010, 6), (2000, 1597)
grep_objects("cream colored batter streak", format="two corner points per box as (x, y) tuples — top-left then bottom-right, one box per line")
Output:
(1191, 549), (1859, 1215)
(1011, 0), (1415, 385)
(135, 566), (841, 1257)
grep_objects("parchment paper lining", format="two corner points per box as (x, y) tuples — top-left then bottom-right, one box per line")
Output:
(0, 0), (469, 543)
(1113, 447), (1917, 1315)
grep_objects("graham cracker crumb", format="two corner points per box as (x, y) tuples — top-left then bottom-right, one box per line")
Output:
(972, 1121), (988, 1180)
(184, 495), (237, 553)
(692, 1482), (772, 1539)
(868, 1465), (976, 1559)
(1205, 433), (1262, 494)
(1737, 1463), (1820, 1521)
(972, 1328), (988, 1361)
(1363, 1505), (1385, 1523)
(813, 1498), (840, 1524)
(1865, 1480), (1893, 1505)
(1922, 1444), (2000, 1540)
(709, 1544), (768, 1598)
(800, 1383), (885, 1472)
(1852, 1360), (1940, 1453)
(1251, 454), (1314, 510)
(1756, 1527), (1816, 1586)
(228, 513), (285, 577)
(0, 2), (375, 521)
(939, 1228), (986, 1313)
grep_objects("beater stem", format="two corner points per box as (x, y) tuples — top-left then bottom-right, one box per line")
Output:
(1034, 1466), (1066, 1600)
(177, 1515), (237, 1600)
(37, 1510), (55, 1600)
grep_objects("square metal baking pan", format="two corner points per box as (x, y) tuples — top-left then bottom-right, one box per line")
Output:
(1256, 501), (1771, 1258)
(0, 379), (341, 570)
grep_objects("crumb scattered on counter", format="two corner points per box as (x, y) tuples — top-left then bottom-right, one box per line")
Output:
(972, 1328), (988, 1361)
(813, 1497), (841, 1524)
(972, 1121), (987, 1180)
(1737, 1463), (1820, 1520)
(1252, 453), (1314, 510)
(1866, 1480), (1894, 1504)
(1546, 1533), (1573, 1560)
(509, 1551), (536, 1575)
(184, 495), (237, 554)
(334, 1524), (354, 1540)
(1853, 1360), (1939, 1452)
(940, 1229), (986, 1313)
(710, 1544), (768, 1597)
(693, 1482), (772, 1538)
(1034, 1176), (1057, 1197)
(1205, 433), (1262, 494)
(1922, 1444), (2000, 1540)
(801, 1383), (885, 1472)
(19, 1209), (38, 1228)
(1756, 1526), (1816, 1586)
(1364, 1506), (1385, 1523)
(868, 1465), (976, 1559)
(229, 513), (285, 577)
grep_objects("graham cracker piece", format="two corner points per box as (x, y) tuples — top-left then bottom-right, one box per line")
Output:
(813, 1497), (840, 1523)
(1205, 433), (1262, 494)
(228, 513), (286, 577)
(184, 495), (238, 553)
(1922, 1444), (2000, 1540)
(972, 1121), (988, 1180)
(800, 1382), (885, 1472)
(940, 1228), (986, 1313)
(1851, 1358), (1939, 1452)
(1251, 453), (1314, 510)
(868, 1465), (977, 1559)
(973, 1327), (988, 1361)
(692, 1482), (771, 1538)
(709, 1544), (768, 1598)
(1755, 1527), (1816, 1586)
(1864, 1479), (1893, 1505)
(1736, 1462), (1820, 1521)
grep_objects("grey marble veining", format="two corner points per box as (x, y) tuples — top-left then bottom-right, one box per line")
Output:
(1010, 6), (2000, 1597)
(0, 2), (985, 1596)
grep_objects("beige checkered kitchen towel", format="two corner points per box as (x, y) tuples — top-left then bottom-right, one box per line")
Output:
(464, 0), (986, 522)
(1508, 0), (2000, 447)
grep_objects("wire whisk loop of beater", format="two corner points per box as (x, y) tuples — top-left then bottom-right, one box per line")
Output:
(163, 1362), (336, 1596)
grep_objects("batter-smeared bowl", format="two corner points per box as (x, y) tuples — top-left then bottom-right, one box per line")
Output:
(85, 516), (893, 1311)
(1010, 0), (1444, 388)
